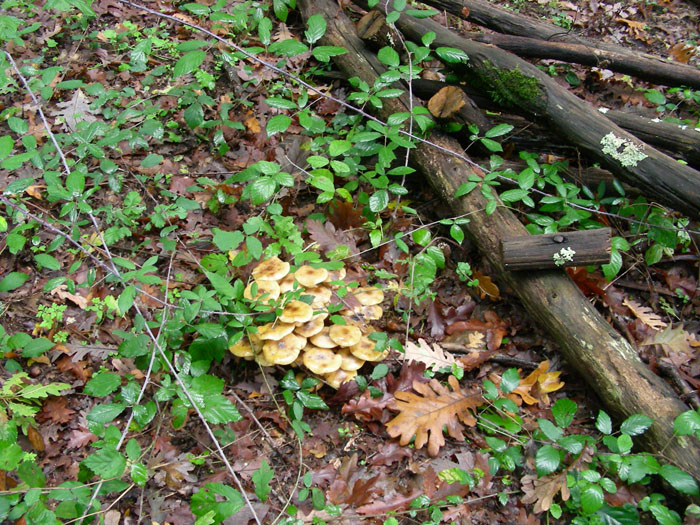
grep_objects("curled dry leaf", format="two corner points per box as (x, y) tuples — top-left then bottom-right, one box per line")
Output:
(385, 375), (484, 457)
(491, 360), (564, 406)
(623, 298), (667, 331)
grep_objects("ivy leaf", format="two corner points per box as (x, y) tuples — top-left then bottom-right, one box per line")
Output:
(173, 50), (206, 77)
(212, 229), (244, 252)
(369, 190), (389, 212)
(580, 484), (604, 514)
(484, 123), (514, 138)
(596, 410), (613, 435)
(673, 409), (700, 436)
(87, 403), (126, 425)
(500, 368), (520, 394)
(551, 398), (577, 428)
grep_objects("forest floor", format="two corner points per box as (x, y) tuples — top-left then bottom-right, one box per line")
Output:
(0, 0), (699, 523)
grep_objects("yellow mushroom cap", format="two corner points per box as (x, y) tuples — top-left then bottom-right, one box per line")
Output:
(294, 313), (328, 338)
(352, 286), (384, 306)
(252, 256), (290, 281)
(329, 324), (362, 347)
(341, 304), (383, 325)
(244, 280), (281, 303)
(309, 327), (338, 349)
(325, 267), (347, 283)
(262, 334), (306, 365)
(304, 286), (332, 308)
(324, 368), (358, 389)
(257, 322), (295, 341)
(279, 300), (313, 324)
(338, 348), (365, 371)
(295, 265), (329, 288)
(229, 338), (254, 359)
(303, 346), (343, 375)
(349, 336), (388, 362)
(279, 273), (297, 293)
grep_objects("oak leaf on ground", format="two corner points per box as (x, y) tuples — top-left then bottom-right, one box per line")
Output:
(521, 472), (569, 513)
(623, 298), (667, 331)
(403, 338), (461, 370)
(385, 375), (484, 457)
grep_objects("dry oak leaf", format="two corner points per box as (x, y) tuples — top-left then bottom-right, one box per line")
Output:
(521, 472), (570, 513)
(473, 271), (500, 300)
(640, 325), (694, 357)
(403, 338), (462, 370)
(492, 360), (564, 406)
(669, 42), (697, 64)
(623, 298), (667, 331)
(385, 375), (484, 457)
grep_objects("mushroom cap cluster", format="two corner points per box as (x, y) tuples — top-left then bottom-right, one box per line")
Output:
(229, 256), (388, 388)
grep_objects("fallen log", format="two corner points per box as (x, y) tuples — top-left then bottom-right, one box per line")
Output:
(298, 0), (700, 480)
(419, 0), (700, 90)
(412, 79), (700, 169)
(369, 9), (700, 219)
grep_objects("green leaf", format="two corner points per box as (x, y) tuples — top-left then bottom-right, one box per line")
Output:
(265, 97), (297, 110)
(435, 47), (468, 64)
(118, 285), (136, 316)
(649, 504), (681, 525)
(246, 236), (263, 260)
(405, 8), (438, 18)
(87, 403), (126, 425)
(269, 39), (309, 57)
(377, 47), (400, 68)
(34, 253), (60, 271)
(173, 50), (206, 77)
(0, 443), (24, 471)
(82, 446), (126, 479)
(620, 414), (653, 436)
(454, 182), (477, 198)
(450, 224), (464, 244)
(305, 14), (326, 44)
(140, 154), (163, 168)
(203, 395), (242, 424)
(184, 102), (204, 129)
(412, 229), (431, 246)
(252, 460), (274, 502)
(645, 244), (663, 266)
(84, 371), (121, 397)
(250, 176), (277, 205)
(645, 89), (666, 105)
(191, 483), (245, 522)
(266, 114), (291, 136)
(551, 398), (577, 428)
(8, 117), (28, 135)
(580, 484), (604, 514)
(369, 190), (389, 212)
(535, 445), (560, 476)
(0, 135), (13, 160)
(674, 409), (700, 436)
(312, 46), (347, 62)
(0, 271), (29, 292)
(480, 138), (502, 152)
(659, 464), (699, 496)
(258, 17), (272, 45)
(537, 419), (563, 441)
(500, 368), (520, 394)
(484, 123), (513, 138)
(212, 229), (243, 252)
(130, 462), (148, 486)
(595, 410), (612, 435)
(499, 189), (528, 203)
(205, 271), (237, 300)
(328, 140), (351, 157)
(22, 337), (55, 358)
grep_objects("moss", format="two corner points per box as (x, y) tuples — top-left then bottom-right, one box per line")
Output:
(481, 61), (544, 111)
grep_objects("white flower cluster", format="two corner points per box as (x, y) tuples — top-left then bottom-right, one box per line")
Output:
(553, 247), (576, 267)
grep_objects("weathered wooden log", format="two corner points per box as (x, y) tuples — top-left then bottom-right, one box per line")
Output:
(298, 0), (700, 480)
(501, 229), (611, 270)
(419, 0), (700, 89)
(374, 10), (700, 219)
(413, 79), (700, 169)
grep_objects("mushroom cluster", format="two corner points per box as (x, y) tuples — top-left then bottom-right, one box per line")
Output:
(229, 256), (388, 388)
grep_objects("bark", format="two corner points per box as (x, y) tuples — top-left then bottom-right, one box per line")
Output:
(375, 10), (700, 219)
(420, 0), (700, 89)
(297, 0), (700, 480)
(412, 78), (700, 169)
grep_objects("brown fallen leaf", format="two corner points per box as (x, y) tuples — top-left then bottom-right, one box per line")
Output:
(27, 426), (44, 452)
(669, 42), (697, 64)
(473, 271), (500, 300)
(623, 298), (667, 331)
(491, 360), (564, 406)
(385, 375), (484, 457)
(403, 338), (461, 370)
(521, 472), (569, 513)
